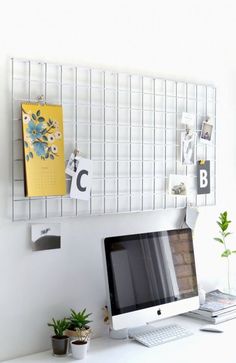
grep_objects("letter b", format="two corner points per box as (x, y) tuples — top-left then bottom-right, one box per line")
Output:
(200, 170), (208, 188)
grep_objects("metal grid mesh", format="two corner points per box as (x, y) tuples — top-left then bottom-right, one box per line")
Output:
(11, 58), (216, 221)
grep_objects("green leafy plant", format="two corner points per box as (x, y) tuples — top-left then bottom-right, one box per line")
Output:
(69, 308), (92, 330)
(68, 308), (92, 342)
(47, 318), (70, 338)
(214, 211), (236, 291)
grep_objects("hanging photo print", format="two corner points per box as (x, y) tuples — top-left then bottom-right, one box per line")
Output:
(200, 119), (213, 144)
(197, 160), (210, 194)
(31, 223), (61, 251)
(181, 112), (195, 128)
(70, 157), (92, 201)
(181, 131), (195, 165)
(169, 174), (189, 197)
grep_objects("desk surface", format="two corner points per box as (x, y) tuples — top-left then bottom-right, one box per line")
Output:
(3, 315), (236, 363)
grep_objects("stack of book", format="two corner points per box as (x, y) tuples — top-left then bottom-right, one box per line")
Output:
(185, 289), (236, 324)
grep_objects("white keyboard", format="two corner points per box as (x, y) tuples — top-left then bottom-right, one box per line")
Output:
(130, 324), (193, 348)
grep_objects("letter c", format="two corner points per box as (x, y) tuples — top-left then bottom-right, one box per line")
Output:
(77, 169), (88, 192)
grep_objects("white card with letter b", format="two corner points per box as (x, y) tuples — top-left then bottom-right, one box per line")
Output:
(70, 157), (92, 200)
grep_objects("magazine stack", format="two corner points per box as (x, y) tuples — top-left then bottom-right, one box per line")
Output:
(185, 289), (236, 324)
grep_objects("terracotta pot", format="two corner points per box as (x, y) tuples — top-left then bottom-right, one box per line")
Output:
(65, 329), (78, 338)
(66, 327), (91, 339)
(51, 336), (69, 356)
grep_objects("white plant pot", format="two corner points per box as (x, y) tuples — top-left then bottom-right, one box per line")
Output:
(71, 340), (88, 360)
(67, 329), (91, 353)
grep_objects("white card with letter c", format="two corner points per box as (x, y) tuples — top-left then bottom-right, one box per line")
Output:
(70, 157), (92, 200)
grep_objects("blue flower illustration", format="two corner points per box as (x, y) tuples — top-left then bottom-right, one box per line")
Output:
(33, 141), (46, 156)
(23, 109), (62, 161)
(27, 121), (43, 141)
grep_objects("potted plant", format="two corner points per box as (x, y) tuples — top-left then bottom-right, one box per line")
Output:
(66, 308), (92, 360)
(214, 211), (236, 293)
(66, 308), (92, 341)
(47, 318), (70, 356)
(70, 326), (92, 360)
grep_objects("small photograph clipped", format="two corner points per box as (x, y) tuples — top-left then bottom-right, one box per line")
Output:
(31, 224), (61, 251)
(169, 174), (188, 197)
(200, 119), (213, 144)
(181, 112), (195, 128)
(181, 131), (195, 165)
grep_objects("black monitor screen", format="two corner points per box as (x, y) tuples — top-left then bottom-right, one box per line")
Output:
(104, 228), (198, 315)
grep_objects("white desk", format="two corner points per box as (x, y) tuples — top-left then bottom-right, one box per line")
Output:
(3, 316), (236, 363)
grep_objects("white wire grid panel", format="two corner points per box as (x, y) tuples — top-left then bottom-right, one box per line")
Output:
(11, 58), (216, 221)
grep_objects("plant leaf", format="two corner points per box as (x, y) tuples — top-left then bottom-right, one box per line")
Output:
(217, 221), (223, 228)
(222, 223), (228, 232)
(214, 238), (224, 244)
(24, 140), (28, 148)
(29, 152), (33, 158)
(32, 113), (36, 120)
(221, 249), (231, 257)
(38, 117), (45, 123)
(36, 110), (40, 117)
(49, 154), (54, 160)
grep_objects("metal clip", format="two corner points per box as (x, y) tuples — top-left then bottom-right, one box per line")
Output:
(74, 149), (79, 157)
(37, 95), (45, 105)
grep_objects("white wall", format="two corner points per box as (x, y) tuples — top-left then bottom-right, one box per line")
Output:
(1, 0), (236, 360)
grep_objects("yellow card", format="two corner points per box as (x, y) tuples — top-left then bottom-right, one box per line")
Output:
(22, 103), (66, 197)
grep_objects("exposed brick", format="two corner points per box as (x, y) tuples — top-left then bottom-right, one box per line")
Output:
(169, 240), (177, 253)
(178, 276), (196, 293)
(170, 240), (193, 254)
(183, 252), (194, 264)
(178, 277), (192, 291)
(172, 253), (184, 265)
(175, 264), (193, 278)
(169, 234), (180, 243)
(178, 232), (189, 241)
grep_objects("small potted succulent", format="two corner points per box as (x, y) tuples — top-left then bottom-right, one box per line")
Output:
(66, 308), (92, 342)
(70, 326), (91, 360)
(47, 318), (70, 356)
(66, 308), (92, 359)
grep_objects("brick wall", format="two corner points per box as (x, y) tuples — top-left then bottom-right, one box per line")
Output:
(169, 230), (197, 294)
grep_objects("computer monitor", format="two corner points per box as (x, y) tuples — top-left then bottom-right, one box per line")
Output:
(103, 228), (199, 330)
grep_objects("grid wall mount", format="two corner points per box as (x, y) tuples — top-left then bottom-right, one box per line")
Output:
(11, 58), (216, 221)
